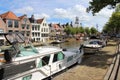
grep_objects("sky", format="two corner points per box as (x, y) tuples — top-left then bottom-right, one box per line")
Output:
(0, 0), (115, 31)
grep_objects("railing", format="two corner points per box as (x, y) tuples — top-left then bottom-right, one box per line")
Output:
(104, 43), (120, 80)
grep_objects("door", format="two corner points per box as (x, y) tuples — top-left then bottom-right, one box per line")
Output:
(50, 51), (66, 74)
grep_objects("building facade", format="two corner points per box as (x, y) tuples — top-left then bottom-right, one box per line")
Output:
(0, 11), (50, 43)
(0, 17), (6, 45)
(29, 15), (49, 42)
(19, 14), (31, 39)
(37, 18), (49, 42)
(0, 11), (20, 33)
(49, 23), (65, 40)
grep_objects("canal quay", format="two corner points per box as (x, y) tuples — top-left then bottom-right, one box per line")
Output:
(52, 39), (117, 80)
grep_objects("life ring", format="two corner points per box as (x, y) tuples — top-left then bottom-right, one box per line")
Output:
(0, 59), (6, 63)
(0, 54), (4, 57)
(0, 53), (6, 63)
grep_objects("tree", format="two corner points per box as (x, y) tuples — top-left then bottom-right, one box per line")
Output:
(87, 0), (119, 15)
(90, 27), (98, 34)
(103, 12), (120, 34)
(79, 27), (84, 33)
(84, 27), (90, 35)
(64, 26), (71, 35)
(102, 4), (120, 34)
(102, 22), (113, 34)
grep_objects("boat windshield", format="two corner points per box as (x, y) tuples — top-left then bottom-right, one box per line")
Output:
(5, 32), (25, 44)
(0, 32), (39, 57)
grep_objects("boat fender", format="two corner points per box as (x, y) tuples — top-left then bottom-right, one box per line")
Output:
(0, 68), (4, 80)
(62, 48), (67, 51)
(79, 44), (83, 52)
(4, 50), (12, 63)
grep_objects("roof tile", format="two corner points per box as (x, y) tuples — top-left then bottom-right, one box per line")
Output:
(37, 18), (44, 24)
(0, 11), (19, 20)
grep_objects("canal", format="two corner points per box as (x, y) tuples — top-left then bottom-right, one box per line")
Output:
(50, 38), (84, 51)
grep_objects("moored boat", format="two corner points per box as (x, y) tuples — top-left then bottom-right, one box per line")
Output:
(0, 32), (84, 80)
(80, 39), (103, 54)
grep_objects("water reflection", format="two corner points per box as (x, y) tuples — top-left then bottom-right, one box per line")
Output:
(50, 39), (84, 50)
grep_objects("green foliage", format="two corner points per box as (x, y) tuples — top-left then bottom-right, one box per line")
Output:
(64, 26), (98, 35)
(102, 12), (120, 34)
(79, 27), (85, 33)
(90, 27), (98, 34)
(87, 0), (118, 15)
(64, 26), (71, 35)
(84, 27), (90, 35)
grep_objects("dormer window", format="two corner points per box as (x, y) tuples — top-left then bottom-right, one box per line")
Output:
(23, 18), (27, 24)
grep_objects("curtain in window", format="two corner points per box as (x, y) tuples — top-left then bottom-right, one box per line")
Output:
(57, 52), (64, 60)
(38, 59), (42, 68)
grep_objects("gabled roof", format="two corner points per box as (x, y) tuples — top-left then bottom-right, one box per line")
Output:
(0, 17), (6, 25)
(19, 14), (27, 20)
(18, 15), (25, 20)
(52, 24), (61, 30)
(0, 11), (19, 20)
(37, 18), (44, 24)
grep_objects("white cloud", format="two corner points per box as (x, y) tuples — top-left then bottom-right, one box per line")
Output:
(14, 6), (34, 14)
(54, 8), (69, 18)
(34, 13), (50, 19)
(96, 7), (114, 18)
(72, 4), (86, 13)
(53, 4), (90, 21)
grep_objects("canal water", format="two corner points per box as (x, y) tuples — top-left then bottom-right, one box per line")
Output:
(50, 39), (84, 51)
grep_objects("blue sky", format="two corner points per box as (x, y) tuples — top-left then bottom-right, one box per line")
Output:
(0, 0), (114, 31)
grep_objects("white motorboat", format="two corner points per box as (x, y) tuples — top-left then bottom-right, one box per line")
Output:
(50, 39), (66, 44)
(80, 39), (103, 54)
(0, 32), (84, 80)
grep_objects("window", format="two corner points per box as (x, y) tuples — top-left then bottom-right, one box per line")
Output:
(67, 56), (73, 62)
(38, 33), (40, 36)
(8, 20), (12, 27)
(22, 75), (32, 80)
(41, 34), (48, 37)
(45, 23), (47, 26)
(35, 25), (37, 30)
(27, 25), (29, 29)
(14, 20), (19, 28)
(26, 31), (30, 36)
(35, 33), (37, 36)
(32, 33), (34, 37)
(40, 55), (50, 66)
(22, 24), (25, 29)
(32, 25), (34, 30)
(21, 31), (25, 36)
(41, 28), (43, 32)
(8, 30), (13, 32)
(38, 25), (40, 30)
(23, 18), (27, 23)
(15, 30), (19, 32)
(44, 28), (45, 32)
(53, 52), (64, 62)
